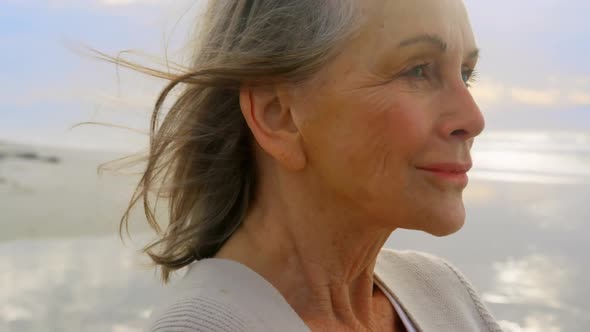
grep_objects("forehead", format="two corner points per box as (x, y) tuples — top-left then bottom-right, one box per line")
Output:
(356, 0), (476, 54)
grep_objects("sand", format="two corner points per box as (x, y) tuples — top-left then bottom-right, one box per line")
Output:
(1, 137), (589, 331)
(0, 142), (150, 241)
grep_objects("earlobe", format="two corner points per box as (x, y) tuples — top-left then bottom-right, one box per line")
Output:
(239, 86), (306, 171)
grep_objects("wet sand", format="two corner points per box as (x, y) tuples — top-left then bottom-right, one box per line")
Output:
(0, 142), (148, 241)
(1, 135), (588, 331)
(389, 179), (590, 331)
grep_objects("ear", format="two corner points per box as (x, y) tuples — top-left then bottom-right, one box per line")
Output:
(239, 85), (306, 171)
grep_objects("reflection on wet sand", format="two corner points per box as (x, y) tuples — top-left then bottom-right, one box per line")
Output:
(484, 253), (590, 332)
(0, 236), (160, 332)
(1, 132), (589, 331)
(472, 131), (590, 186)
(387, 177), (590, 331)
(483, 255), (573, 310)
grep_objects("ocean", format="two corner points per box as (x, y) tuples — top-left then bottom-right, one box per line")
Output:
(1, 130), (588, 331)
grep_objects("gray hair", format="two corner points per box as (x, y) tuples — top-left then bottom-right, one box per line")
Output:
(120, 0), (361, 282)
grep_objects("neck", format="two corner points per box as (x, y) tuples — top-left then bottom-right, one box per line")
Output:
(215, 168), (394, 330)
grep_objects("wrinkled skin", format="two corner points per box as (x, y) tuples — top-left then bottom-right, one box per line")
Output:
(289, 0), (484, 236)
(222, 0), (484, 330)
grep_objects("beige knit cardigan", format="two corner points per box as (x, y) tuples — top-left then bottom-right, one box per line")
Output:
(147, 249), (504, 331)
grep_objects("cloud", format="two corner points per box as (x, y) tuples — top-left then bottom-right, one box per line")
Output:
(573, 77), (590, 86)
(567, 91), (590, 106)
(471, 81), (506, 106)
(98, 0), (166, 6)
(511, 88), (561, 107)
(469, 78), (590, 110)
(5, 0), (192, 10)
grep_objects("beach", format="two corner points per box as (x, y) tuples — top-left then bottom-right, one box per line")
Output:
(1, 131), (589, 331)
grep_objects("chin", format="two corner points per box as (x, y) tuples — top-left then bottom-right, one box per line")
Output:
(421, 203), (466, 237)
(428, 218), (465, 237)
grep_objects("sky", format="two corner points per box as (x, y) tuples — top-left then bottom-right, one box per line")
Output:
(1, 0), (589, 150)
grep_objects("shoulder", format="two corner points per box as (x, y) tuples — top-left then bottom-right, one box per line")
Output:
(145, 260), (254, 332)
(377, 248), (466, 284)
(377, 248), (475, 284)
(376, 248), (483, 300)
(378, 248), (448, 268)
(145, 258), (309, 332)
(376, 248), (503, 331)
(147, 293), (250, 332)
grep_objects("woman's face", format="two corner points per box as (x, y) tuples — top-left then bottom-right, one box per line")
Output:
(292, 0), (484, 236)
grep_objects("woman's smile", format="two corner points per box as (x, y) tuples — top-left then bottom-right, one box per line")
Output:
(416, 162), (472, 187)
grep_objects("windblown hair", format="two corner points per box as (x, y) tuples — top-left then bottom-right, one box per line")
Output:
(118, 0), (360, 282)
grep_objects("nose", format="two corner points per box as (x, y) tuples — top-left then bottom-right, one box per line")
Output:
(438, 81), (485, 142)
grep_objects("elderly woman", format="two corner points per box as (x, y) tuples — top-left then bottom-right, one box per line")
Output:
(128, 0), (502, 331)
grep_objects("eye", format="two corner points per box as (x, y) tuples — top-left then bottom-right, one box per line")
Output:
(404, 63), (430, 79)
(462, 68), (478, 87)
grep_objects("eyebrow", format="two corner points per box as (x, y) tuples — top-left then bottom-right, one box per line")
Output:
(467, 49), (480, 61)
(398, 34), (480, 61)
(399, 34), (448, 51)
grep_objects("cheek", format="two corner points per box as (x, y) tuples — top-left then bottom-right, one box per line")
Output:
(305, 90), (433, 203)
(358, 92), (433, 170)
(357, 99), (432, 203)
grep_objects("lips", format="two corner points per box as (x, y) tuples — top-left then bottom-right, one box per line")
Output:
(416, 162), (472, 186)
(416, 163), (472, 173)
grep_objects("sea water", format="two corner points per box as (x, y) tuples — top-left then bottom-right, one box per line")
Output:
(1, 130), (589, 331)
